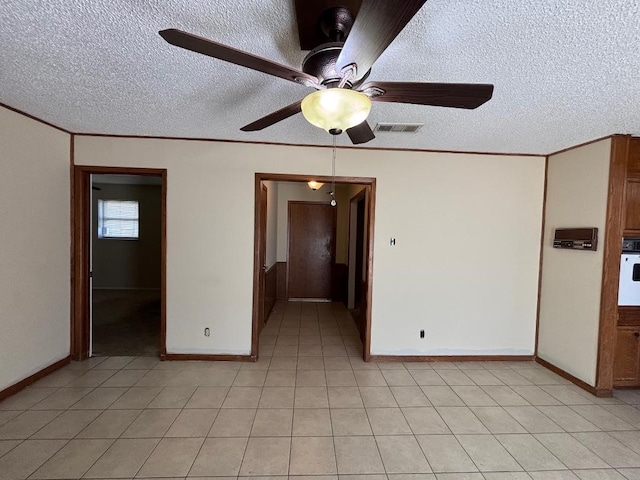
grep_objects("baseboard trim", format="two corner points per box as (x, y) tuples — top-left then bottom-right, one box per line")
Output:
(535, 357), (612, 397)
(162, 353), (255, 362)
(368, 355), (534, 362)
(0, 356), (71, 402)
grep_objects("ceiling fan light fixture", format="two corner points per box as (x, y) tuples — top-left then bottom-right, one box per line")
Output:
(301, 89), (372, 133)
(307, 180), (324, 190)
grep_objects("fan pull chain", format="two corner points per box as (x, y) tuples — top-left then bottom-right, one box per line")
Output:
(330, 136), (337, 207)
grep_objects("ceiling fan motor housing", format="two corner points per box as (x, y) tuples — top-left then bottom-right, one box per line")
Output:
(301, 6), (369, 89)
(302, 42), (370, 88)
(302, 43), (345, 87)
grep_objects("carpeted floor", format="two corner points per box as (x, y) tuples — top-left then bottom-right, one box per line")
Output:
(91, 289), (160, 357)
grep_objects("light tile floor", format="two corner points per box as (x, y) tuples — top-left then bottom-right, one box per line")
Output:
(2, 301), (640, 480)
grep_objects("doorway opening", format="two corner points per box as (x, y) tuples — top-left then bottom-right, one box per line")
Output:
(251, 173), (376, 361)
(90, 174), (162, 356)
(72, 166), (167, 361)
(348, 189), (367, 341)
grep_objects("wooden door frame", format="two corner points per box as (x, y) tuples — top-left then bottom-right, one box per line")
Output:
(71, 165), (167, 361)
(347, 189), (367, 310)
(258, 184), (268, 334)
(252, 173), (376, 361)
(286, 201), (337, 301)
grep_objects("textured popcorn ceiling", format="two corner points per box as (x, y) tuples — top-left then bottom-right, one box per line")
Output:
(1, 1), (639, 154)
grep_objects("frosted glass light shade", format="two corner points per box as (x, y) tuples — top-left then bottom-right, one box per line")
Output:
(301, 89), (372, 132)
(307, 181), (324, 190)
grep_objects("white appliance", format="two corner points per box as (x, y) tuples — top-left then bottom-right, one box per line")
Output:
(619, 253), (640, 306)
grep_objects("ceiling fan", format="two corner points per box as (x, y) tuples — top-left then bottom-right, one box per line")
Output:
(159, 0), (494, 145)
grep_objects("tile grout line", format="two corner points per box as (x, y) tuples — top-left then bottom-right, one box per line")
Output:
(6, 301), (640, 478)
(82, 360), (201, 478)
(153, 385), (205, 478)
(567, 430), (632, 470)
(23, 356), (128, 479)
(73, 357), (171, 479)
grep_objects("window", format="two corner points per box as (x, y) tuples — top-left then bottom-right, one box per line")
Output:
(98, 200), (139, 239)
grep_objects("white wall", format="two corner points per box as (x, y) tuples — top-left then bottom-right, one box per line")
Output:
(538, 138), (612, 386)
(370, 153), (543, 355)
(263, 180), (278, 268)
(74, 136), (545, 356)
(0, 106), (70, 391)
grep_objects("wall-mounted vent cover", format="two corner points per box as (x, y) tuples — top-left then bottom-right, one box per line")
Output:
(374, 123), (424, 133)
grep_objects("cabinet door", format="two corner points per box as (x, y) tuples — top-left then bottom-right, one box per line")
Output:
(614, 327), (640, 386)
(625, 180), (640, 231)
(627, 138), (640, 178)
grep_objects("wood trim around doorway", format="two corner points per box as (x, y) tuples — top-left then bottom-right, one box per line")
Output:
(252, 173), (377, 361)
(71, 165), (168, 361)
(346, 188), (367, 342)
(595, 135), (630, 391)
(363, 182), (376, 361)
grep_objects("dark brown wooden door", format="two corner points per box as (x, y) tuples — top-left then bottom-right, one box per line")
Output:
(288, 202), (335, 299)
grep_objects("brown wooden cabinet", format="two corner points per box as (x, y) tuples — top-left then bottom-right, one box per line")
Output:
(611, 138), (640, 389)
(614, 327), (640, 386)
(614, 308), (640, 386)
(624, 180), (640, 231)
(623, 139), (640, 234)
(626, 138), (640, 179)
(593, 136), (640, 391)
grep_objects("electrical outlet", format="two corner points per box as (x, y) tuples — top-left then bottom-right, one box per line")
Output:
(204, 328), (210, 337)
(420, 329), (425, 338)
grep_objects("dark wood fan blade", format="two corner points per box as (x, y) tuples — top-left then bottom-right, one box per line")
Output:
(240, 100), (303, 131)
(159, 29), (319, 86)
(362, 82), (494, 108)
(336, 0), (427, 80)
(346, 121), (375, 144)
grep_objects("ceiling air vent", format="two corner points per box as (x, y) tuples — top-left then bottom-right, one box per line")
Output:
(374, 123), (424, 133)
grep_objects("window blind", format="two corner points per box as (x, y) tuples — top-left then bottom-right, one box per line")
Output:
(98, 200), (139, 238)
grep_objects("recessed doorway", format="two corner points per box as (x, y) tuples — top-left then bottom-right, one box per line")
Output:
(72, 165), (167, 361)
(90, 174), (162, 356)
(251, 173), (376, 361)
